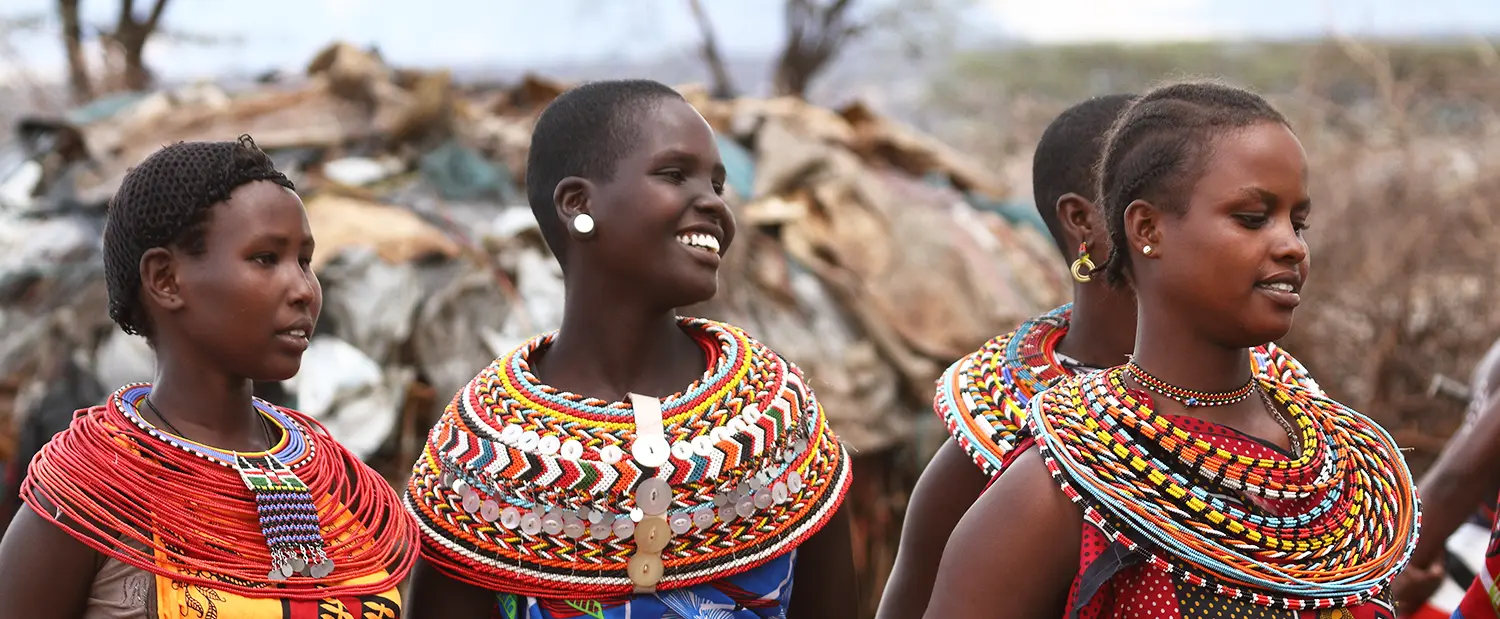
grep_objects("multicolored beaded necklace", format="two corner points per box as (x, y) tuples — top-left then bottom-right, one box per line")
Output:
(406, 317), (851, 599)
(935, 303), (1324, 479)
(1028, 366), (1419, 610)
(21, 383), (417, 599)
(935, 304), (1079, 477)
(1125, 360), (1255, 407)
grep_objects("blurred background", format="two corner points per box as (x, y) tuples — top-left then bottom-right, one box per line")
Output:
(0, 1), (1496, 616)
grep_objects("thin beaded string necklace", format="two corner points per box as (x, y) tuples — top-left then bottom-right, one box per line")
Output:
(1124, 359), (1301, 455)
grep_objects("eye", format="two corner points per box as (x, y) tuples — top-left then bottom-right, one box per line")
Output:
(660, 169), (687, 184)
(712, 180), (726, 196)
(1233, 214), (1267, 229)
(1293, 220), (1311, 234)
(251, 253), (277, 266)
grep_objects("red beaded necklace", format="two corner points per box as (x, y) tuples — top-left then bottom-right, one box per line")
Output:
(21, 384), (416, 599)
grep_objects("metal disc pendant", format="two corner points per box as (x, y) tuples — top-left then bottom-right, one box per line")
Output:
(289, 556), (308, 574)
(310, 558), (335, 578)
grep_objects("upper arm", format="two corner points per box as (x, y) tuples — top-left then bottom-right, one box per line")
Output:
(788, 506), (857, 619)
(404, 556), (498, 619)
(876, 439), (989, 619)
(0, 503), (100, 619)
(923, 449), (1081, 619)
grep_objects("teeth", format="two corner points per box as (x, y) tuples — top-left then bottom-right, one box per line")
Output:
(285, 329), (307, 338)
(1260, 282), (1295, 293)
(676, 233), (721, 255)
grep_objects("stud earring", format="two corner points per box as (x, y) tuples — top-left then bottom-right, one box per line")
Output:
(1070, 242), (1095, 283)
(572, 214), (595, 236)
(1142, 245), (1153, 256)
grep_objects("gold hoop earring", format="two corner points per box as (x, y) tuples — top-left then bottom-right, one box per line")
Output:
(1070, 242), (1095, 283)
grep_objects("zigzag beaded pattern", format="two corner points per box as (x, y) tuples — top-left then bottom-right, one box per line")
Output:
(934, 305), (1074, 478)
(1028, 367), (1419, 609)
(934, 303), (1323, 479)
(406, 318), (852, 598)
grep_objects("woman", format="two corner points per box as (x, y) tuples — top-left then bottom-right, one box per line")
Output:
(924, 81), (1418, 618)
(0, 136), (416, 619)
(879, 94), (1321, 619)
(403, 79), (856, 619)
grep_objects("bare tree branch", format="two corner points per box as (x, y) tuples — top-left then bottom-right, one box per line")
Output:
(686, 0), (736, 99)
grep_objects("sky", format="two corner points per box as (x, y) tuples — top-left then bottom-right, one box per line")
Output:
(1, 0), (1498, 83)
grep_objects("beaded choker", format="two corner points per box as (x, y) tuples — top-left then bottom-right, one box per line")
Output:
(1125, 360), (1255, 407)
(21, 383), (416, 599)
(935, 303), (1324, 478)
(1029, 367), (1418, 610)
(406, 318), (851, 598)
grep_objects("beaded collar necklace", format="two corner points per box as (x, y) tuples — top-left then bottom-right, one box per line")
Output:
(116, 384), (334, 581)
(1029, 367), (1418, 609)
(406, 318), (851, 598)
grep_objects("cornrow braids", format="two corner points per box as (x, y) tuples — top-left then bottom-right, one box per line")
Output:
(1094, 80), (1289, 286)
(103, 135), (295, 338)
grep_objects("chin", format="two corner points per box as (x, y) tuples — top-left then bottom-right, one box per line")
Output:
(661, 278), (719, 310)
(252, 360), (303, 384)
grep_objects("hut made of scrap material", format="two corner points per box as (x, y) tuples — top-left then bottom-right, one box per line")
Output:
(0, 42), (1068, 613)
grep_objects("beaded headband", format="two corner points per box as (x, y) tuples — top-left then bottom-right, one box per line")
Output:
(406, 318), (851, 598)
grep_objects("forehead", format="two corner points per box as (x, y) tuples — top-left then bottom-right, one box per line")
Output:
(1191, 122), (1308, 203)
(204, 181), (309, 239)
(622, 99), (720, 163)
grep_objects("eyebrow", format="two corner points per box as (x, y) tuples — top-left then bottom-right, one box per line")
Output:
(1237, 187), (1311, 211)
(655, 148), (726, 177)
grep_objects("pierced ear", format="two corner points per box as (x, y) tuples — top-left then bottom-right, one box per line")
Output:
(139, 247), (184, 312)
(1055, 193), (1100, 257)
(553, 177), (595, 239)
(1122, 199), (1164, 258)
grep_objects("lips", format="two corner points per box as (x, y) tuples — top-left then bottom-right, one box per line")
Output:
(1255, 272), (1302, 308)
(275, 321), (314, 351)
(676, 232), (722, 255)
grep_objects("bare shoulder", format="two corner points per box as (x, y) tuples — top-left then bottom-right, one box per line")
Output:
(922, 448), (1082, 619)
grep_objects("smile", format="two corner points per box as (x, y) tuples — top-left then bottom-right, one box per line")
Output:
(676, 232), (721, 255)
(1255, 282), (1301, 307)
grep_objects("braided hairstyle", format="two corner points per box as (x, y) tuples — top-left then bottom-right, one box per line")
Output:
(103, 135), (295, 338)
(1031, 93), (1136, 258)
(526, 79), (686, 265)
(1094, 80), (1289, 286)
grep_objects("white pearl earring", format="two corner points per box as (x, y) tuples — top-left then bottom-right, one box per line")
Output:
(573, 214), (595, 235)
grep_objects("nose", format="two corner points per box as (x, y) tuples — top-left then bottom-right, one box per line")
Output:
(1273, 218), (1308, 266)
(285, 262), (320, 308)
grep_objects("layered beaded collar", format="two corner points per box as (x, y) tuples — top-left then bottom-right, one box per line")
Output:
(406, 318), (851, 597)
(1029, 367), (1418, 610)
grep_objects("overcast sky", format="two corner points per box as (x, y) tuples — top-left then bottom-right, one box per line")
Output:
(1, 0), (1497, 82)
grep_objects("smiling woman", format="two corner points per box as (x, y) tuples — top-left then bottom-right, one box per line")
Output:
(923, 81), (1418, 619)
(0, 136), (417, 619)
(403, 80), (856, 619)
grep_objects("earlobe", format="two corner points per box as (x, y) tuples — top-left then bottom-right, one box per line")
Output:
(1055, 193), (1098, 253)
(553, 177), (596, 240)
(1122, 199), (1163, 257)
(139, 247), (184, 311)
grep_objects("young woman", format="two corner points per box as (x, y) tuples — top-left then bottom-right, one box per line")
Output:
(878, 94), (1321, 619)
(0, 136), (416, 618)
(924, 81), (1418, 619)
(403, 79), (856, 619)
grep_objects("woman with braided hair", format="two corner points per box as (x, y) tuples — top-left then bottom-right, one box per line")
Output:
(0, 136), (416, 619)
(924, 80), (1419, 619)
(403, 79), (855, 619)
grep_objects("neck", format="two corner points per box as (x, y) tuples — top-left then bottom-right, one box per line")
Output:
(1055, 281), (1137, 369)
(148, 348), (265, 452)
(1129, 298), (1253, 394)
(541, 291), (703, 404)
